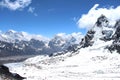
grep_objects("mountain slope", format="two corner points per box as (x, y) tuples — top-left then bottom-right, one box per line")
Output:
(5, 45), (120, 80)
(4, 15), (120, 80)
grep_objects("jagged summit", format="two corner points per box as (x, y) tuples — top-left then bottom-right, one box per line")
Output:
(95, 14), (109, 27)
(79, 14), (120, 53)
(80, 14), (111, 48)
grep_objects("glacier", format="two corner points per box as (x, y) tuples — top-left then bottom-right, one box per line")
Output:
(5, 43), (120, 80)
(2, 14), (120, 80)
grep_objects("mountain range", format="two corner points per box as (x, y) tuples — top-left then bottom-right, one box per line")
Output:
(1, 14), (120, 80)
(0, 30), (83, 57)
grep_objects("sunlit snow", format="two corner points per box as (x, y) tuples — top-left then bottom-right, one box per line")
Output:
(5, 41), (120, 80)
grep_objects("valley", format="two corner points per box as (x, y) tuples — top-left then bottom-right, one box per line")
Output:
(0, 55), (37, 65)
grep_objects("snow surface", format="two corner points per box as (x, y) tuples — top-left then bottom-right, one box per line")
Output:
(3, 15), (120, 80)
(5, 40), (120, 80)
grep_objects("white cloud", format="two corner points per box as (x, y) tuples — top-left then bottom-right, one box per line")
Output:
(72, 17), (79, 22)
(28, 6), (34, 13)
(28, 7), (38, 16)
(0, 0), (32, 11)
(56, 32), (84, 38)
(77, 4), (120, 29)
(21, 31), (50, 41)
(55, 32), (84, 44)
(34, 13), (38, 16)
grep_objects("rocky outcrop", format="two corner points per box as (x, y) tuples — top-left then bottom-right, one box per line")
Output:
(108, 20), (120, 53)
(80, 30), (95, 48)
(0, 65), (25, 80)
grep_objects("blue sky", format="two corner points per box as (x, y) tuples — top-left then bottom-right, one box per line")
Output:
(0, 0), (120, 37)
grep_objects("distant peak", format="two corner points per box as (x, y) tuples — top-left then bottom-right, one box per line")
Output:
(99, 14), (106, 18)
(95, 14), (109, 27)
(7, 29), (16, 33)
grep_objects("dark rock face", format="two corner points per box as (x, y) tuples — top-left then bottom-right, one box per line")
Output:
(0, 38), (49, 57)
(0, 65), (25, 80)
(101, 30), (113, 41)
(0, 41), (23, 57)
(108, 20), (120, 53)
(80, 30), (95, 48)
(95, 14), (109, 27)
(30, 39), (45, 49)
(114, 20), (120, 39)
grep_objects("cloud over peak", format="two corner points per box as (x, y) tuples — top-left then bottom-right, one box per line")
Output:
(77, 4), (120, 29)
(0, 0), (32, 11)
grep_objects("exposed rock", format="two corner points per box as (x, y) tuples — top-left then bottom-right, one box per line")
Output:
(80, 30), (95, 48)
(108, 20), (120, 53)
(0, 65), (26, 80)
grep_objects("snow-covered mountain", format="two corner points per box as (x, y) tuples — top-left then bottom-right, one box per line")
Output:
(80, 15), (113, 48)
(4, 14), (120, 80)
(0, 30), (83, 57)
(48, 32), (83, 54)
(0, 30), (49, 43)
(80, 14), (120, 53)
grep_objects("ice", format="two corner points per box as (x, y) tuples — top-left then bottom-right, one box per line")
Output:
(5, 45), (120, 80)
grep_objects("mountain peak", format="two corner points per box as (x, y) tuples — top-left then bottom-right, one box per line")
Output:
(80, 14), (115, 48)
(95, 14), (109, 27)
(6, 30), (16, 34)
